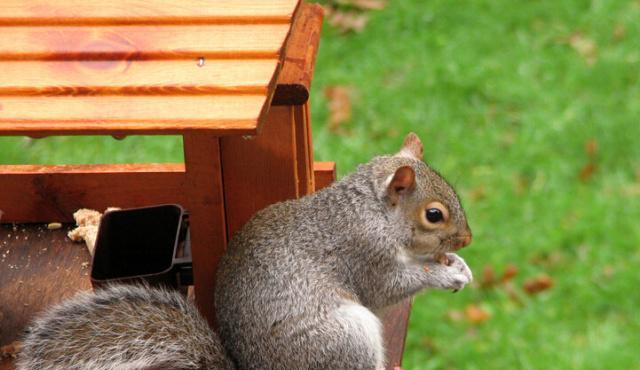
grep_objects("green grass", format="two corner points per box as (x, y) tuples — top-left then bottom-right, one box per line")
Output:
(310, 1), (640, 369)
(2, 0), (640, 368)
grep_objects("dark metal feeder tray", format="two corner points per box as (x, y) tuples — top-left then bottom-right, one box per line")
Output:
(90, 204), (193, 289)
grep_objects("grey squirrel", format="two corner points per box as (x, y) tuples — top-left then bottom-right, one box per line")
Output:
(215, 132), (472, 369)
(16, 133), (472, 370)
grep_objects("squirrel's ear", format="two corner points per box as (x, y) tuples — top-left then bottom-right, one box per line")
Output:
(386, 166), (415, 205)
(395, 132), (423, 161)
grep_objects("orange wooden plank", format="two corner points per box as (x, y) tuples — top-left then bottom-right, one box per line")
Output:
(0, 163), (185, 174)
(0, 95), (264, 135)
(0, 0), (300, 25)
(313, 161), (336, 191)
(0, 60), (278, 96)
(0, 25), (290, 61)
(221, 105), (299, 237)
(273, 3), (324, 105)
(182, 133), (227, 326)
(0, 163), (186, 223)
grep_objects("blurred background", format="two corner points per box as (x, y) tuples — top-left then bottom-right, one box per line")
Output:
(1, 0), (639, 368)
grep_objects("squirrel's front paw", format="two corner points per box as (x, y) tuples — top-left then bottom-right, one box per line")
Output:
(425, 253), (473, 291)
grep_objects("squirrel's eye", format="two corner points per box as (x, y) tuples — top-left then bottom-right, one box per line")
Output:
(426, 208), (444, 223)
(421, 201), (449, 228)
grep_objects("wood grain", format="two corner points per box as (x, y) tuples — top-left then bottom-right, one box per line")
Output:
(0, 0), (300, 25)
(273, 3), (324, 105)
(0, 96), (264, 135)
(0, 1), (299, 135)
(0, 164), (186, 223)
(0, 25), (290, 61)
(221, 105), (299, 238)
(182, 134), (227, 326)
(0, 60), (278, 96)
(0, 223), (92, 346)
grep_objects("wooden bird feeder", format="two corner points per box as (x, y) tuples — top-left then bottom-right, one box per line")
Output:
(0, 1), (411, 369)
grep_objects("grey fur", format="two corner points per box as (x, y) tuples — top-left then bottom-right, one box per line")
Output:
(215, 133), (473, 370)
(16, 284), (235, 370)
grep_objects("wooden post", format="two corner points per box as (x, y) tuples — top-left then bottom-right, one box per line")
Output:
(381, 299), (413, 369)
(294, 102), (315, 195)
(182, 133), (227, 325)
(220, 105), (300, 238)
(313, 161), (336, 191)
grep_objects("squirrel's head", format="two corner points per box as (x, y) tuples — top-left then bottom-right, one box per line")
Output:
(376, 133), (472, 257)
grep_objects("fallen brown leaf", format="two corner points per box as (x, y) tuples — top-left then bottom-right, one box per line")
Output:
(324, 85), (353, 134)
(579, 162), (597, 182)
(464, 304), (491, 324)
(500, 264), (519, 283)
(523, 274), (554, 295)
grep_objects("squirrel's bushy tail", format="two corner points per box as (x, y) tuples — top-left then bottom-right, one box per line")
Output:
(16, 284), (235, 370)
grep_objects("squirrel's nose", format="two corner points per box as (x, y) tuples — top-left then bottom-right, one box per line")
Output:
(455, 234), (472, 249)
